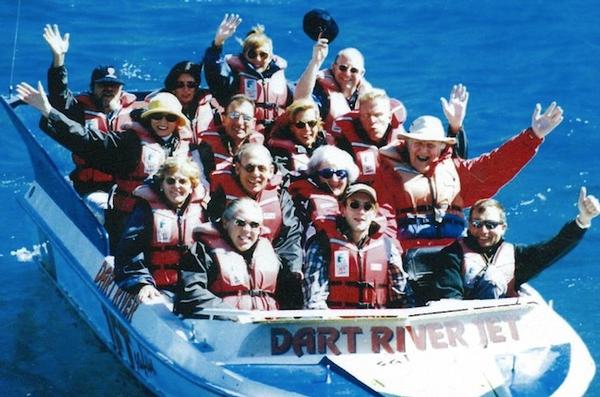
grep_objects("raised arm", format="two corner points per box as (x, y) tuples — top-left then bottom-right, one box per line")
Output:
(440, 83), (468, 135)
(43, 24), (69, 68)
(16, 81), (52, 117)
(531, 101), (564, 138)
(294, 37), (329, 100)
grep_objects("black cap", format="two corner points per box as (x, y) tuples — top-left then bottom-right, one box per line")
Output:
(164, 61), (202, 91)
(90, 66), (124, 88)
(303, 9), (339, 43)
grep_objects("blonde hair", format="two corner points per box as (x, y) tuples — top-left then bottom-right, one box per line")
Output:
(286, 98), (321, 126)
(358, 88), (390, 108)
(155, 156), (200, 188)
(470, 198), (507, 225)
(242, 25), (272, 54)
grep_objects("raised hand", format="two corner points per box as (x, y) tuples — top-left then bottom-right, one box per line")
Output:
(43, 24), (69, 67)
(312, 36), (329, 66)
(214, 13), (242, 47)
(15, 81), (52, 117)
(441, 83), (469, 133)
(577, 187), (600, 227)
(531, 101), (563, 138)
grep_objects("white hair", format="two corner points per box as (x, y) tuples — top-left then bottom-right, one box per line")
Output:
(307, 145), (360, 183)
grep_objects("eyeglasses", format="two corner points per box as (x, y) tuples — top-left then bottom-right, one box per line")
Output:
(470, 220), (503, 230)
(246, 49), (270, 60)
(165, 176), (190, 185)
(241, 163), (270, 173)
(227, 111), (254, 122)
(150, 113), (179, 122)
(234, 218), (261, 229)
(176, 81), (197, 89)
(348, 200), (374, 211)
(318, 168), (348, 179)
(336, 64), (361, 74)
(294, 120), (318, 129)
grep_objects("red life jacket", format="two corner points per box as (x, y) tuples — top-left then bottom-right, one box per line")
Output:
(113, 122), (190, 213)
(199, 128), (264, 172)
(195, 223), (280, 310)
(133, 185), (207, 288)
(71, 92), (142, 188)
(325, 227), (391, 308)
(459, 240), (517, 299)
(288, 177), (340, 230)
(330, 106), (405, 184)
(378, 146), (466, 251)
(226, 55), (289, 128)
(210, 169), (282, 240)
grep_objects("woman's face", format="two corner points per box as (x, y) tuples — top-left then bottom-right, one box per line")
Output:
(161, 171), (193, 207)
(290, 109), (319, 147)
(149, 112), (179, 137)
(317, 159), (349, 198)
(244, 44), (272, 72)
(173, 72), (197, 106)
(225, 207), (263, 252)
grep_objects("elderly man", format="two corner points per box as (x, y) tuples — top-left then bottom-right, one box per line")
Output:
(374, 102), (564, 251)
(303, 184), (413, 309)
(207, 143), (303, 308)
(430, 188), (600, 300)
(295, 39), (373, 130)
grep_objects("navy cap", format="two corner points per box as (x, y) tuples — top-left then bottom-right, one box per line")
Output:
(303, 9), (339, 43)
(90, 66), (124, 87)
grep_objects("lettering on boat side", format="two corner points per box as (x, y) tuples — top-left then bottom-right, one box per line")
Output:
(94, 259), (141, 322)
(102, 306), (156, 376)
(270, 316), (520, 357)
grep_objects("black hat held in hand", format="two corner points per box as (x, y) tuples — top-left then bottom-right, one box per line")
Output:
(303, 9), (339, 43)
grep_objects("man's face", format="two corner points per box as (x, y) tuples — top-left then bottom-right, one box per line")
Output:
(406, 139), (446, 174)
(468, 207), (507, 248)
(332, 53), (364, 93)
(359, 98), (392, 142)
(224, 207), (263, 252)
(223, 101), (256, 146)
(93, 82), (123, 111)
(235, 151), (274, 197)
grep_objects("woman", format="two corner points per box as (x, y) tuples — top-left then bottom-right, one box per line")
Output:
(176, 198), (281, 314)
(160, 61), (221, 141)
(16, 82), (191, 248)
(203, 14), (293, 134)
(288, 145), (360, 242)
(268, 98), (334, 175)
(114, 157), (208, 301)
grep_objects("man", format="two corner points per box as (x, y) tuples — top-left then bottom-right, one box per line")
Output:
(294, 40), (373, 130)
(207, 143), (303, 308)
(430, 188), (599, 300)
(374, 102), (564, 251)
(303, 184), (413, 309)
(43, 24), (143, 217)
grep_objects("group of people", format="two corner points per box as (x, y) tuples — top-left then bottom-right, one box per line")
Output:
(15, 13), (599, 317)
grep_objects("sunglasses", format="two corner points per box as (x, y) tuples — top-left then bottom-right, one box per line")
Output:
(234, 218), (261, 229)
(165, 176), (190, 185)
(241, 163), (270, 173)
(176, 81), (197, 89)
(318, 168), (348, 179)
(348, 200), (374, 211)
(294, 120), (318, 129)
(336, 64), (361, 74)
(227, 111), (254, 122)
(150, 113), (179, 122)
(470, 220), (503, 230)
(246, 49), (270, 60)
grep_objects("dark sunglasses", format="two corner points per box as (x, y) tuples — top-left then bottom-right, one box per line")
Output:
(150, 113), (179, 122)
(294, 120), (318, 129)
(470, 220), (503, 230)
(234, 218), (261, 229)
(176, 81), (197, 89)
(349, 200), (374, 211)
(246, 49), (270, 60)
(318, 168), (348, 179)
(336, 64), (361, 74)
(227, 111), (254, 122)
(242, 163), (269, 173)
(165, 176), (190, 185)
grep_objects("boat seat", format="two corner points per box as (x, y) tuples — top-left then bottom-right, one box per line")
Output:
(403, 246), (445, 306)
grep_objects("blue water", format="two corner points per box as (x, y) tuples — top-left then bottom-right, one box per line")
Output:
(0, 0), (598, 395)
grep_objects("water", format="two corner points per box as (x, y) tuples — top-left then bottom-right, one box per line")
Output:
(0, 0), (598, 395)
